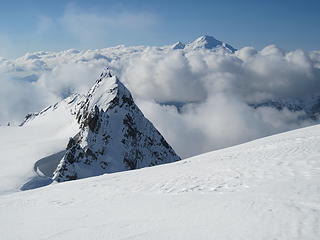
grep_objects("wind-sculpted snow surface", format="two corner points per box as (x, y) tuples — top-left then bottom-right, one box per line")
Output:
(53, 70), (180, 182)
(0, 124), (320, 239)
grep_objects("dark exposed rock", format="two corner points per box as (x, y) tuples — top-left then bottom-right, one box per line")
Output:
(85, 148), (97, 160)
(67, 138), (76, 150)
(66, 174), (77, 181)
(66, 152), (76, 164)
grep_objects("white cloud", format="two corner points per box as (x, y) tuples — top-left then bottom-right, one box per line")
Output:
(120, 45), (320, 157)
(122, 49), (207, 103)
(0, 73), (58, 124)
(0, 43), (319, 158)
(37, 62), (104, 98)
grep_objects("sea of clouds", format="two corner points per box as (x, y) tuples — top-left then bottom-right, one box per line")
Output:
(1, 44), (320, 158)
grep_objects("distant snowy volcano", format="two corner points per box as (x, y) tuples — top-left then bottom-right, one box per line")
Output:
(53, 69), (180, 182)
(171, 35), (236, 52)
(186, 35), (237, 52)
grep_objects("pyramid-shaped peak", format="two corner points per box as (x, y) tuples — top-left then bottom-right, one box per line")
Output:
(85, 69), (130, 112)
(191, 35), (222, 47)
(187, 35), (236, 52)
(196, 35), (218, 41)
(53, 68), (181, 182)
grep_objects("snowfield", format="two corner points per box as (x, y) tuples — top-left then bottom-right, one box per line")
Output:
(0, 124), (320, 239)
(0, 95), (80, 195)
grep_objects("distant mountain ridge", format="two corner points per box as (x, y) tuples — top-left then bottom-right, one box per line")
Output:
(250, 96), (320, 120)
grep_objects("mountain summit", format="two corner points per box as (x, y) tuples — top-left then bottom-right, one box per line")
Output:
(53, 69), (181, 182)
(185, 35), (236, 52)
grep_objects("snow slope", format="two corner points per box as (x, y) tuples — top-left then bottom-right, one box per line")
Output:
(0, 95), (81, 194)
(1, 124), (320, 239)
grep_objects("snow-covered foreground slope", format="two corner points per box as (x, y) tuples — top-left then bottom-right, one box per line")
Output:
(0, 96), (80, 195)
(1, 124), (320, 239)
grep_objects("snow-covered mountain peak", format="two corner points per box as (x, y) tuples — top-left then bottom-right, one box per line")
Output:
(195, 35), (218, 42)
(186, 35), (236, 52)
(81, 68), (129, 113)
(53, 70), (181, 182)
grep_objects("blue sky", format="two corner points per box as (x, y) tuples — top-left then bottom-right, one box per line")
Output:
(0, 0), (319, 58)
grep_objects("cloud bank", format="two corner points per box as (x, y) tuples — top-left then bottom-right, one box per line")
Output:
(0, 43), (319, 158)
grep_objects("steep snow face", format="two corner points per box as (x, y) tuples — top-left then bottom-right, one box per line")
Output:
(53, 70), (180, 182)
(185, 35), (237, 52)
